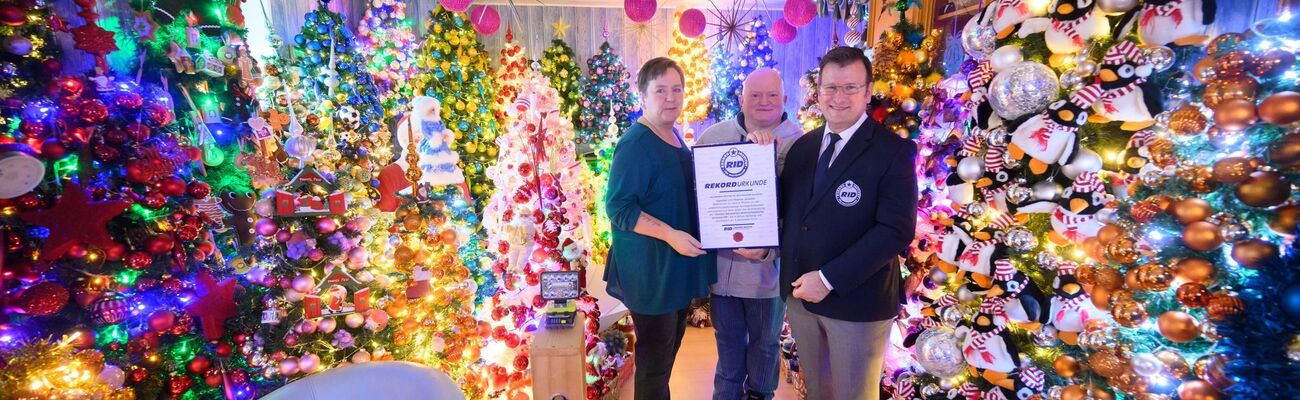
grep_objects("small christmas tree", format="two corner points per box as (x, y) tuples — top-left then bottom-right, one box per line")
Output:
(711, 17), (778, 121)
(796, 67), (823, 131)
(357, 0), (418, 120)
(411, 6), (499, 207)
(576, 39), (639, 144)
(541, 35), (583, 128)
(493, 28), (528, 127)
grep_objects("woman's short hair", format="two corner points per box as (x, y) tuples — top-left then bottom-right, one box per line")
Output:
(637, 57), (685, 93)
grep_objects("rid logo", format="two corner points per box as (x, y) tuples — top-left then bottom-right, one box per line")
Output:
(719, 148), (749, 178)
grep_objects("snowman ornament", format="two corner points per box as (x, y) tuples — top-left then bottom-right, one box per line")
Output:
(393, 96), (466, 187)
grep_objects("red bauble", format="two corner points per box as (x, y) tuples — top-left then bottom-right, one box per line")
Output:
(174, 225), (199, 242)
(17, 281), (69, 316)
(0, 3), (25, 26)
(230, 369), (248, 385)
(147, 103), (174, 126)
(66, 243), (87, 258)
(214, 341), (233, 357)
(92, 144), (119, 162)
(104, 242), (126, 260)
(204, 369), (223, 387)
(162, 277), (183, 292)
(78, 99), (108, 124)
(41, 58), (61, 74)
(187, 355), (211, 374)
(124, 122), (150, 142)
(16, 192), (41, 210)
(146, 233), (175, 254)
(112, 91), (143, 110)
(187, 181), (211, 199)
(21, 121), (48, 138)
(513, 354), (530, 370)
(125, 160), (153, 183)
(103, 128), (127, 144)
(159, 177), (187, 197)
(169, 374), (193, 395)
(125, 251), (152, 270)
(141, 191), (167, 209)
(232, 333), (248, 346)
(57, 77), (83, 98)
(129, 367), (148, 382)
(148, 310), (175, 332)
(316, 217), (338, 234)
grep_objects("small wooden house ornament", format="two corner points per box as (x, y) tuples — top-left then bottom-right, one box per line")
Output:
(302, 265), (371, 318)
(274, 167), (347, 217)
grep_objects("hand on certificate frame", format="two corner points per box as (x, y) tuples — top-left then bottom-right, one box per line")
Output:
(733, 248), (769, 260)
(791, 271), (830, 303)
(666, 229), (707, 257)
(745, 129), (778, 146)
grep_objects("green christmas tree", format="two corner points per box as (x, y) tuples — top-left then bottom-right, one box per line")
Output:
(540, 36), (583, 128)
(576, 40), (639, 144)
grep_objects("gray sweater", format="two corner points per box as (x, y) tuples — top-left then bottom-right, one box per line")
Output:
(694, 114), (805, 299)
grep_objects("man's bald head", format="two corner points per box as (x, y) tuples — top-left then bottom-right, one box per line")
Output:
(740, 68), (787, 128)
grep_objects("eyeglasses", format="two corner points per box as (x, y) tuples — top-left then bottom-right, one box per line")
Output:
(818, 83), (868, 96)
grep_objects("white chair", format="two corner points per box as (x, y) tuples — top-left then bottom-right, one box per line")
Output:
(262, 361), (466, 400)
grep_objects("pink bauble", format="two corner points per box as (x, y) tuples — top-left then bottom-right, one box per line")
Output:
(317, 317), (337, 334)
(291, 275), (315, 293)
(439, 0), (473, 13)
(624, 0), (657, 23)
(296, 319), (318, 334)
(679, 9), (707, 38)
(298, 353), (321, 374)
(784, 0), (817, 27)
(469, 5), (500, 36)
(345, 313), (366, 328)
(316, 217), (338, 234)
(255, 219), (278, 236)
(772, 18), (798, 44)
(278, 358), (299, 375)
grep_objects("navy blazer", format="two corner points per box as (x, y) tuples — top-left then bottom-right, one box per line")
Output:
(778, 116), (918, 322)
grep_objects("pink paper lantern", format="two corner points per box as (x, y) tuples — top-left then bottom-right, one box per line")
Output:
(679, 9), (707, 38)
(772, 18), (797, 44)
(783, 0), (816, 28)
(625, 0), (657, 23)
(439, 0), (473, 13)
(469, 5), (500, 36)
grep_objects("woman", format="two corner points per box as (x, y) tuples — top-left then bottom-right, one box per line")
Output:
(605, 57), (716, 400)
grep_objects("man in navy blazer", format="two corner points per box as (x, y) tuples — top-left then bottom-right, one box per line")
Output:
(777, 47), (918, 400)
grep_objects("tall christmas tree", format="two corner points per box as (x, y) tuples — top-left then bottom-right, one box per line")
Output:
(493, 27), (528, 128)
(356, 0), (418, 120)
(796, 67), (823, 131)
(668, 12), (713, 130)
(540, 20), (583, 129)
(868, 10), (944, 139)
(412, 6), (499, 208)
(710, 17), (777, 121)
(888, 2), (1300, 400)
(478, 70), (602, 399)
(576, 39), (639, 145)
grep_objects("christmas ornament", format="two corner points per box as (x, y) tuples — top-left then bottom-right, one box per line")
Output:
(1259, 91), (1300, 127)
(184, 270), (238, 340)
(1182, 221), (1223, 251)
(17, 281), (69, 316)
(988, 61), (1059, 119)
(1157, 311), (1200, 342)
(1235, 171), (1289, 207)
(0, 145), (45, 199)
(624, 0), (657, 23)
(1231, 239), (1278, 269)
(19, 182), (130, 260)
(913, 328), (966, 378)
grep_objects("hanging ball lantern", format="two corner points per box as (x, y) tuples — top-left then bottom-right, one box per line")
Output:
(624, 0), (657, 23)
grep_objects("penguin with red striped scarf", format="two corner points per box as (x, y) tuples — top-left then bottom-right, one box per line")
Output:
(1092, 40), (1164, 131)
(1049, 171), (1116, 245)
(1046, 261), (1103, 345)
(1137, 0), (1216, 46)
(1006, 84), (1103, 179)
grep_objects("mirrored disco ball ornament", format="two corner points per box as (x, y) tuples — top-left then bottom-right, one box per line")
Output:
(913, 328), (967, 378)
(988, 62), (1061, 120)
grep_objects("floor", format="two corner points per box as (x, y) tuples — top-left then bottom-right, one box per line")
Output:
(615, 326), (802, 400)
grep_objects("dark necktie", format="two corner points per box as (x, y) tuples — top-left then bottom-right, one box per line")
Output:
(813, 132), (841, 192)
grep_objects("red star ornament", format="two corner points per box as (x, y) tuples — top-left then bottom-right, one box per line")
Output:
(20, 182), (130, 260)
(185, 270), (238, 340)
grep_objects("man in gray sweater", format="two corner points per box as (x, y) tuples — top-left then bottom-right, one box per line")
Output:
(694, 68), (804, 400)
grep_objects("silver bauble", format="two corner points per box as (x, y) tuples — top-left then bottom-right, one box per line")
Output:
(1034, 325), (1060, 346)
(1060, 69), (1087, 90)
(966, 202), (988, 218)
(1081, 327), (1119, 351)
(1006, 227), (1037, 251)
(961, 20), (997, 60)
(1037, 252), (1060, 269)
(1131, 353), (1164, 376)
(1033, 180), (1062, 201)
(1077, 60), (1099, 77)
(1062, 148), (1104, 179)
(957, 157), (986, 182)
(956, 286), (977, 302)
(1007, 185), (1033, 204)
(1097, 0), (1140, 13)
(1141, 45), (1177, 72)
(990, 45), (1025, 72)
(1046, 386), (1064, 400)
(913, 328), (967, 378)
(939, 379), (955, 390)
(929, 268), (948, 284)
(922, 384), (942, 397)
(901, 98), (919, 112)
(940, 306), (965, 328)
(1072, 52), (1093, 66)
(988, 62), (1061, 120)
(1003, 151), (1023, 170)
(986, 126), (1010, 147)
(1141, 169), (1167, 185)
(1154, 110), (1173, 129)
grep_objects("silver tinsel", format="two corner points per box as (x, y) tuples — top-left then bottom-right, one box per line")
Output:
(914, 328), (967, 378)
(1081, 327), (1119, 351)
(1141, 168), (1167, 185)
(988, 62), (1061, 119)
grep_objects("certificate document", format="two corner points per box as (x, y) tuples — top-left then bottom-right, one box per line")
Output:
(692, 143), (780, 250)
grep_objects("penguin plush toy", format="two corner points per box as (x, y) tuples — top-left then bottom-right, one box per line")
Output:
(1008, 85), (1103, 178)
(958, 304), (1021, 390)
(1050, 171), (1116, 244)
(1092, 41), (1162, 131)
(989, 259), (1048, 331)
(1046, 261), (1103, 345)
(1045, 0), (1110, 60)
(1138, 0), (1216, 46)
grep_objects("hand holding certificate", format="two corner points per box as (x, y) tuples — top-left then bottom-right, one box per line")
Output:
(692, 143), (780, 249)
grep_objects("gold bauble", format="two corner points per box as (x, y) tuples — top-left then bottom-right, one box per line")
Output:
(1110, 299), (1148, 327)
(1213, 98), (1259, 131)
(1236, 171), (1290, 207)
(1157, 311), (1201, 342)
(1088, 350), (1128, 379)
(1173, 257), (1217, 284)
(1106, 237), (1140, 264)
(1054, 355), (1082, 378)
(1213, 50), (1257, 77)
(1232, 239), (1279, 269)
(1211, 157), (1258, 183)
(1155, 349), (1191, 378)
(1172, 198), (1214, 224)
(1097, 224), (1125, 244)
(1061, 385), (1088, 400)
(1095, 266), (1126, 290)
(1167, 105), (1209, 136)
(1192, 56), (1217, 83)
(1253, 49), (1295, 78)
(1183, 221), (1224, 251)
(1269, 134), (1300, 171)
(1206, 292), (1245, 320)
(1177, 282), (1211, 307)
(1137, 263), (1173, 291)
(1203, 74), (1258, 108)
(1259, 91), (1300, 126)
(1270, 205), (1300, 235)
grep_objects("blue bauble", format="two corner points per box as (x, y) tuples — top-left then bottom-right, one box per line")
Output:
(316, 24), (330, 34)
(367, 122), (380, 132)
(1282, 284), (1300, 319)
(340, 29), (352, 39)
(307, 41), (321, 51)
(294, 34), (306, 45)
(310, 54), (323, 64)
(305, 12), (317, 22)
(434, 71), (445, 79)
(458, 121), (469, 131)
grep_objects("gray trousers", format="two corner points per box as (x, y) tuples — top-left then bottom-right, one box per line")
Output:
(786, 300), (891, 400)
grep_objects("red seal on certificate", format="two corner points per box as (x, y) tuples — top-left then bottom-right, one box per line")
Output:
(733, 232), (744, 242)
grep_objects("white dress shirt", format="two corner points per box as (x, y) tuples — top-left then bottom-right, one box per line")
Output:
(815, 112), (869, 291)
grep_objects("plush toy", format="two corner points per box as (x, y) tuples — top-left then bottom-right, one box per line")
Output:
(1044, 0), (1111, 60)
(1049, 171), (1116, 244)
(1046, 261), (1102, 345)
(988, 260), (1047, 331)
(990, 0), (1049, 38)
(1138, 0), (1216, 46)
(1008, 85), (1103, 177)
(393, 96), (466, 187)
(1092, 41), (1160, 131)
(958, 304), (1020, 388)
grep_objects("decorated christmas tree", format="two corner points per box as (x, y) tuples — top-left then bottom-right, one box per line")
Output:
(478, 70), (604, 399)
(411, 6), (499, 207)
(0, 0), (60, 102)
(576, 39), (639, 145)
(493, 28), (528, 128)
(887, 2), (1300, 400)
(357, 0), (418, 120)
(710, 17), (777, 121)
(796, 67), (823, 131)
(540, 20), (582, 128)
(668, 12), (713, 130)
(868, 12), (944, 139)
